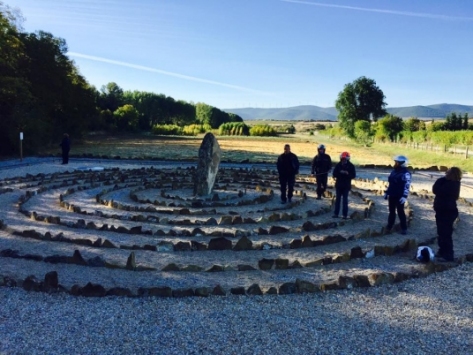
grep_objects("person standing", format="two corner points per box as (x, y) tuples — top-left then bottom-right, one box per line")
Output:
(60, 133), (70, 165)
(311, 144), (332, 199)
(384, 155), (411, 235)
(332, 151), (356, 219)
(277, 144), (299, 204)
(432, 167), (462, 261)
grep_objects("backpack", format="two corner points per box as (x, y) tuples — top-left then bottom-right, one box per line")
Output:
(416, 246), (435, 262)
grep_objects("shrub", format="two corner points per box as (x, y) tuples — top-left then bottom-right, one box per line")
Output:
(249, 125), (278, 137)
(151, 124), (183, 135)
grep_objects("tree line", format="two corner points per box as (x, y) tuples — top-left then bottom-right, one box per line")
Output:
(0, 3), (242, 156)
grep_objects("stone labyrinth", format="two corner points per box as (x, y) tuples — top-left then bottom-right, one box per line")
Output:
(1, 164), (472, 297)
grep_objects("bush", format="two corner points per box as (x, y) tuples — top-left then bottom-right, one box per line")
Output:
(182, 124), (212, 136)
(249, 125), (278, 137)
(218, 122), (249, 136)
(151, 124), (183, 135)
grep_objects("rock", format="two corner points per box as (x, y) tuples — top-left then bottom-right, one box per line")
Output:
(174, 241), (191, 251)
(147, 287), (172, 297)
(88, 256), (106, 267)
(207, 265), (224, 272)
(289, 239), (303, 249)
(172, 288), (195, 298)
(268, 225), (289, 235)
(301, 235), (313, 248)
(368, 272), (395, 286)
(233, 236), (253, 251)
(353, 275), (371, 287)
(230, 287), (246, 295)
(289, 260), (303, 269)
(157, 241), (174, 252)
(162, 263), (181, 271)
(265, 287), (278, 295)
(195, 287), (210, 297)
(275, 258), (289, 269)
(43, 271), (59, 291)
(279, 282), (297, 295)
(126, 252), (136, 270)
(71, 250), (88, 265)
(258, 258), (274, 270)
(338, 276), (357, 289)
(193, 133), (222, 196)
(106, 287), (133, 297)
(238, 264), (256, 271)
(101, 239), (117, 248)
(323, 235), (346, 245)
(181, 265), (203, 272)
(212, 285), (226, 296)
(350, 246), (364, 259)
(191, 241), (207, 251)
(302, 221), (317, 231)
(23, 275), (42, 292)
(208, 237), (232, 250)
(247, 284), (263, 295)
(295, 279), (318, 293)
(81, 282), (106, 297)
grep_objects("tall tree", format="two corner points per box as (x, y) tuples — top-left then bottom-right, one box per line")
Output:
(335, 76), (387, 137)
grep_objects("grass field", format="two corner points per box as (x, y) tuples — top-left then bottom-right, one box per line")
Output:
(40, 131), (473, 172)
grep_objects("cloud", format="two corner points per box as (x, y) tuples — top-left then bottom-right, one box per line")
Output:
(67, 52), (270, 94)
(281, 0), (473, 21)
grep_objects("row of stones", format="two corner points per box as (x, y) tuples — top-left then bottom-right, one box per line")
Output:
(3, 257), (471, 298)
(0, 233), (433, 273)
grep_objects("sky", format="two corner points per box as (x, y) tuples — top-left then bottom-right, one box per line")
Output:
(4, 0), (473, 109)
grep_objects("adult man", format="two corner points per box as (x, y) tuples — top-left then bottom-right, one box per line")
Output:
(60, 133), (70, 165)
(311, 144), (332, 199)
(276, 144), (299, 204)
(332, 151), (356, 219)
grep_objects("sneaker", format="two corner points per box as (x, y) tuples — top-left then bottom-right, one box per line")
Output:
(400, 229), (407, 235)
(288, 198), (292, 203)
(316, 196), (322, 200)
(385, 225), (392, 231)
(342, 216), (349, 220)
(281, 200), (287, 204)
(332, 215), (339, 218)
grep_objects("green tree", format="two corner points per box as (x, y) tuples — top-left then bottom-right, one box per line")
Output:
(403, 117), (426, 132)
(376, 114), (404, 141)
(335, 76), (387, 137)
(354, 120), (372, 146)
(99, 82), (124, 113)
(113, 104), (139, 131)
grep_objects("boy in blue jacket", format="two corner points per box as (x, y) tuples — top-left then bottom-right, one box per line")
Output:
(332, 151), (356, 219)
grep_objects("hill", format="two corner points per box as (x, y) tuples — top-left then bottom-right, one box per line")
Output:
(225, 104), (473, 121)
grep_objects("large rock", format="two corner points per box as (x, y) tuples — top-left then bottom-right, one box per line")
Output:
(193, 133), (222, 196)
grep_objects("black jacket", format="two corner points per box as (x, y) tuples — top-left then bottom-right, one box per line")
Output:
(277, 152), (299, 177)
(332, 161), (356, 189)
(433, 177), (460, 211)
(311, 153), (332, 174)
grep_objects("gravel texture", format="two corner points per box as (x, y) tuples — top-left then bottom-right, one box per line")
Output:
(0, 263), (472, 355)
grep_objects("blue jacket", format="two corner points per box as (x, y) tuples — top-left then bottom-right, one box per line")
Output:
(386, 167), (411, 198)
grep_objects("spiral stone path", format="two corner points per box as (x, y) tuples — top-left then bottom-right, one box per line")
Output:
(1, 159), (472, 298)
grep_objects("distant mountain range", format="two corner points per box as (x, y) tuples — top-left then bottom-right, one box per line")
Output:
(224, 104), (473, 121)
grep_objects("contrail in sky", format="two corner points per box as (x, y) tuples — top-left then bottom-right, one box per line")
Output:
(68, 52), (270, 94)
(281, 0), (473, 21)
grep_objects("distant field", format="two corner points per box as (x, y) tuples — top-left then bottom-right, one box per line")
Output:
(41, 132), (473, 172)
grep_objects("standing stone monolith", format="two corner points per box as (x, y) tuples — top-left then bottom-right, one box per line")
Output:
(193, 133), (221, 196)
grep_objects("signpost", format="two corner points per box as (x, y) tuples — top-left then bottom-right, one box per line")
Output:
(20, 132), (23, 162)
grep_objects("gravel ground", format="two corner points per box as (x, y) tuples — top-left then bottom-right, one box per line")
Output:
(0, 263), (472, 355)
(1, 158), (472, 355)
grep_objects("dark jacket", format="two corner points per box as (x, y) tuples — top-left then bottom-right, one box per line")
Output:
(60, 137), (70, 152)
(433, 177), (460, 211)
(311, 153), (332, 174)
(332, 161), (356, 189)
(386, 167), (411, 198)
(277, 152), (299, 177)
